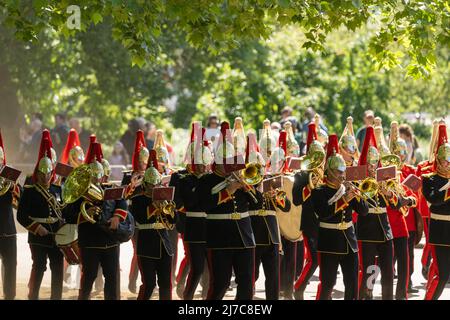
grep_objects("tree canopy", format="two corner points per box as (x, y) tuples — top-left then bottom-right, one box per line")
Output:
(1, 1), (448, 77)
(0, 1), (448, 161)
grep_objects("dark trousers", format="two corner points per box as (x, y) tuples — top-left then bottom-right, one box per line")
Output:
(428, 245), (450, 300)
(79, 246), (120, 300)
(168, 229), (178, 285)
(183, 242), (207, 300)
(207, 248), (254, 300)
(280, 237), (296, 298)
(28, 244), (63, 300)
(137, 252), (173, 300)
(408, 231), (416, 286)
(393, 237), (409, 299)
(255, 244), (280, 300)
(319, 251), (358, 300)
(0, 236), (16, 299)
(296, 240), (304, 279)
(295, 235), (318, 294)
(359, 240), (394, 300)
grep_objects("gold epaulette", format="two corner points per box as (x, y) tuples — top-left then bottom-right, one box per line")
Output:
(422, 172), (436, 178)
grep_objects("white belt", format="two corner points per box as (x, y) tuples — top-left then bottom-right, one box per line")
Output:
(136, 222), (165, 230)
(320, 221), (353, 231)
(368, 208), (387, 214)
(430, 213), (450, 222)
(186, 212), (207, 218)
(248, 210), (277, 217)
(30, 217), (59, 224)
(207, 212), (250, 220)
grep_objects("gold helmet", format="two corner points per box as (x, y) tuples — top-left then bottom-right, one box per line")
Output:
(284, 121), (300, 156)
(33, 130), (55, 182)
(232, 117), (246, 156)
(153, 129), (170, 168)
(325, 134), (346, 172)
(374, 125), (390, 157)
(389, 121), (408, 164)
(259, 119), (277, 161)
(144, 150), (162, 186)
(214, 121), (234, 163)
(339, 116), (359, 158)
(62, 129), (84, 167)
(314, 114), (328, 145)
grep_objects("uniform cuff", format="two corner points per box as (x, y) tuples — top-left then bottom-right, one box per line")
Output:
(27, 222), (40, 235)
(114, 209), (127, 221)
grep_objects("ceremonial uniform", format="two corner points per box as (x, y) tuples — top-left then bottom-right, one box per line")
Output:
(293, 171), (319, 299)
(0, 131), (20, 300)
(313, 183), (368, 299)
(130, 194), (174, 300)
(357, 192), (398, 299)
(249, 187), (290, 300)
(423, 172), (450, 299)
(64, 142), (128, 300)
(198, 172), (256, 300)
(17, 183), (64, 300)
(174, 170), (209, 300)
(17, 130), (65, 300)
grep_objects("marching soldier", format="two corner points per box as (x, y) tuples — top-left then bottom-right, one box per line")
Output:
(173, 123), (212, 300)
(247, 132), (290, 300)
(198, 121), (256, 300)
(130, 150), (175, 300)
(313, 134), (369, 300)
(123, 130), (149, 294)
(272, 130), (298, 300)
(63, 141), (128, 300)
(357, 126), (397, 300)
(386, 121), (418, 299)
(423, 123), (450, 300)
(417, 120), (443, 280)
(0, 130), (20, 299)
(293, 123), (326, 300)
(17, 130), (65, 300)
(60, 128), (85, 287)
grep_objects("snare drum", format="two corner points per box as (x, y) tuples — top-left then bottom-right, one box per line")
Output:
(55, 224), (81, 265)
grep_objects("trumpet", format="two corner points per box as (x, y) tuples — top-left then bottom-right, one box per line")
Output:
(211, 162), (264, 203)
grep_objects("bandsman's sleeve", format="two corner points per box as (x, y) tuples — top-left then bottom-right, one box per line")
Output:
(422, 176), (449, 206)
(16, 187), (41, 234)
(114, 198), (128, 221)
(350, 195), (369, 217)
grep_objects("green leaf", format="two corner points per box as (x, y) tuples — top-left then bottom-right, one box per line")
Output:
(91, 12), (103, 25)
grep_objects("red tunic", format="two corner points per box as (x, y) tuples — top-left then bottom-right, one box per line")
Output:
(416, 161), (433, 218)
(386, 164), (418, 238)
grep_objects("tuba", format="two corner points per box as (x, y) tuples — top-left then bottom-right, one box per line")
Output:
(294, 144), (325, 190)
(62, 164), (104, 224)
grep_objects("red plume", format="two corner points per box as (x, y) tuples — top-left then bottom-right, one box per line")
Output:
(433, 124), (448, 171)
(325, 134), (339, 160)
(60, 129), (81, 164)
(132, 130), (147, 171)
(32, 130), (55, 183)
(306, 122), (318, 152)
(0, 128), (5, 165)
(84, 135), (97, 164)
(147, 149), (159, 171)
(358, 126), (378, 166)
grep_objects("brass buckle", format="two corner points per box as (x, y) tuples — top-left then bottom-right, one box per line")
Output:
(338, 222), (347, 230)
(257, 210), (266, 216)
(231, 213), (241, 220)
